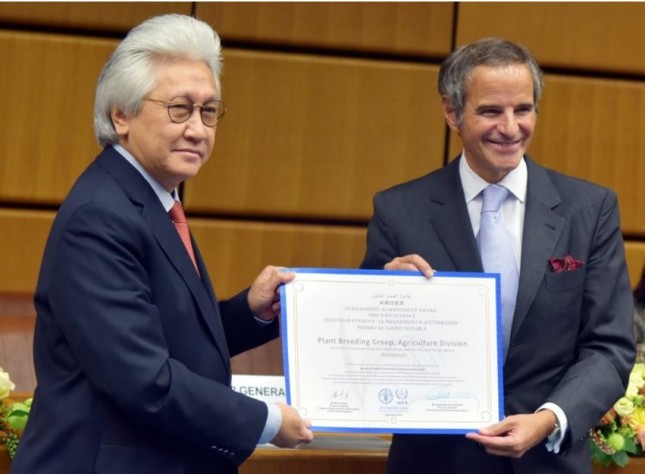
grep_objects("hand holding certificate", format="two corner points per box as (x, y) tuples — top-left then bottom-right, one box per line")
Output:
(280, 269), (504, 434)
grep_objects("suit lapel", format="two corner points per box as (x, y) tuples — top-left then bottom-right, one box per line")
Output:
(511, 158), (565, 338)
(427, 160), (483, 272)
(96, 148), (231, 372)
(144, 206), (231, 371)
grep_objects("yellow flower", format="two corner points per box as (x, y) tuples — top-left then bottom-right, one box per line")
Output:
(632, 363), (645, 382)
(627, 368), (645, 397)
(0, 367), (15, 400)
(628, 407), (645, 431)
(627, 384), (640, 399)
(614, 397), (635, 417)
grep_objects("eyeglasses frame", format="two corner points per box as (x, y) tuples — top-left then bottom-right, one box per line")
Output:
(142, 96), (226, 127)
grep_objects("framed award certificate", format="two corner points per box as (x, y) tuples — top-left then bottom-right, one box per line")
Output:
(280, 268), (504, 434)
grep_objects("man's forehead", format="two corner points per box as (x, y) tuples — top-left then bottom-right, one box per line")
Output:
(466, 65), (534, 96)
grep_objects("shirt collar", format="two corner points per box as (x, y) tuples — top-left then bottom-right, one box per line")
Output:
(112, 144), (178, 211)
(459, 152), (527, 204)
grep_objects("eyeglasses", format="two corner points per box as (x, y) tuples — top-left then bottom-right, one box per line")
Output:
(143, 96), (226, 127)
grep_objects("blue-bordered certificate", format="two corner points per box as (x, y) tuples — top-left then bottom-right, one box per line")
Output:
(280, 268), (504, 434)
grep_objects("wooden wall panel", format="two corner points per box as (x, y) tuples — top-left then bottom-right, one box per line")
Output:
(190, 219), (366, 299)
(533, 76), (644, 235)
(184, 50), (445, 220)
(449, 74), (645, 235)
(0, 32), (116, 204)
(197, 2), (454, 57)
(189, 219), (366, 376)
(0, 210), (54, 293)
(457, 3), (645, 74)
(0, 2), (190, 31)
(626, 241), (645, 289)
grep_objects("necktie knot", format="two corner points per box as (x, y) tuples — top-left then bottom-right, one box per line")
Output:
(481, 185), (509, 213)
(169, 201), (187, 224)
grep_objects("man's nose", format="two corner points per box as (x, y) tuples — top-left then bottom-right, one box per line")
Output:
(497, 111), (520, 137)
(184, 110), (210, 139)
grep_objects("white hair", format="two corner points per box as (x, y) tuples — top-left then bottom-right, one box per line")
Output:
(94, 14), (222, 146)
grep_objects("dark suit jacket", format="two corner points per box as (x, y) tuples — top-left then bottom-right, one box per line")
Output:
(11, 147), (279, 474)
(361, 156), (635, 474)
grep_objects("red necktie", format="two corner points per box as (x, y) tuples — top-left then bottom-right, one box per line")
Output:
(168, 201), (199, 274)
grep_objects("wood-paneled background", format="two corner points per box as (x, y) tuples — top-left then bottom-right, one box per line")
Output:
(0, 2), (643, 391)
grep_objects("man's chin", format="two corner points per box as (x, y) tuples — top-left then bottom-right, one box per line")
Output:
(178, 163), (203, 179)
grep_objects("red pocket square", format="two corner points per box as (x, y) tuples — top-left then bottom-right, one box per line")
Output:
(549, 255), (584, 273)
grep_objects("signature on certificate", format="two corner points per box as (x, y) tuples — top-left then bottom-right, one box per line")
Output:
(425, 384), (480, 405)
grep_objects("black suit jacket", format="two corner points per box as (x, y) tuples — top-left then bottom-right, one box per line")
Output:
(11, 147), (279, 474)
(361, 156), (635, 473)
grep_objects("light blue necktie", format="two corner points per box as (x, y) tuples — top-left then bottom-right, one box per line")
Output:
(477, 185), (519, 359)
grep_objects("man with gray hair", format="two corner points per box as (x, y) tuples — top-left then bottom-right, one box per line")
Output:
(361, 37), (634, 473)
(12, 14), (312, 474)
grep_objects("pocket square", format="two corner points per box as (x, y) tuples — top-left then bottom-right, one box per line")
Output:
(548, 255), (584, 273)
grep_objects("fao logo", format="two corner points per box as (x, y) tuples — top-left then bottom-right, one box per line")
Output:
(378, 388), (394, 404)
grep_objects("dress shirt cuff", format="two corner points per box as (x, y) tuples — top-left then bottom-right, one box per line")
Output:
(257, 402), (282, 445)
(254, 315), (274, 325)
(538, 402), (568, 454)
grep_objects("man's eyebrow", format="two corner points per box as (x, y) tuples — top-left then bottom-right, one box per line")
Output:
(474, 103), (535, 112)
(474, 104), (501, 112)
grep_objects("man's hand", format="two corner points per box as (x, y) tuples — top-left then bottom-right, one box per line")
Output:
(465, 410), (557, 458)
(247, 266), (295, 321)
(384, 254), (434, 278)
(270, 403), (314, 448)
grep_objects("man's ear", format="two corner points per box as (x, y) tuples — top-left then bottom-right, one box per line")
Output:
(441, 96), (460, 133)
(111, 107), (129, 138)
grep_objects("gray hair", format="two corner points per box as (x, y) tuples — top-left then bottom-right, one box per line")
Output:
(94, 14), (222, 146)
(438, 38), (544, 127)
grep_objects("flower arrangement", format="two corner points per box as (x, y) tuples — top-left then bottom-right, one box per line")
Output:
(590, 363), (645, 467)
(0, 367), (32, 459)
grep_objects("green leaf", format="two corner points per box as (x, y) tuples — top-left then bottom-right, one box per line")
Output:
(622, 436), (639, 454)
(589, 441), (614, 466)
(5, 413), (28, 432)
(7, 402), (30, 415)
(612, 451), (629, 467)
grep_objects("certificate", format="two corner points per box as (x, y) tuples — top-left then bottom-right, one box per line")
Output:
(280, 269), (504, 434)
